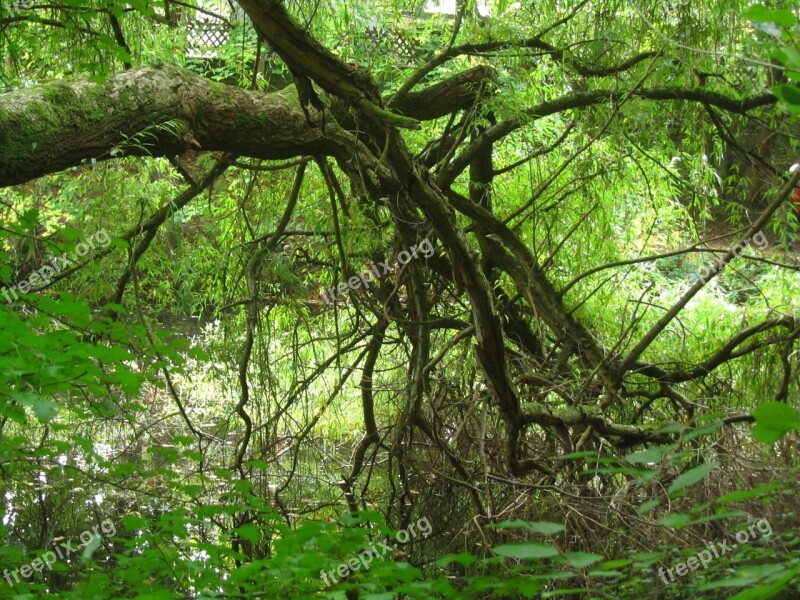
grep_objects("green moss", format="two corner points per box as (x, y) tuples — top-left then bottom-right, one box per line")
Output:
(234, 111), (264, 129)
(273, 84), (302, 111)
(0, 80), (101, 167)
(40, 81), (79, 107)
(208, 81), (228, 99)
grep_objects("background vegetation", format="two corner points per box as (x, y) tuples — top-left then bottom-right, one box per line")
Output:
(1, 0), (799, 598)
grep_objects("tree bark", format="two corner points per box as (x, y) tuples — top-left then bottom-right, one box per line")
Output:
(0, 65), (336, 187)
(0, 64), (498, 188)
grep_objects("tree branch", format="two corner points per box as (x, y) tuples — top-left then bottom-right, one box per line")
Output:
(0, 66), (343, 187)
(440, 88), (775, 186)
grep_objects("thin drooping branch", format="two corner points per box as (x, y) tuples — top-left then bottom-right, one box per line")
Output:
(111, 159), (231, 305)
(128, 241), (215, 448)
(234, 281), (255, 478)
(108, 13), (133, 70)
(231, 156), (313, 172)
(389, 33), (659, 105)
(24, 158), (231, 299)
(621, 170), (800, 371)
(340, 320), (389, 512)
(560, 244), (733, 297)
(703, 107), (784, 180)
(440, 88), (776, 186)
(235, 0), (550, 475)
(630, 316), (800, 384)
(443, 188), (613, 384)
(492, 121), (575, 176)
(413, 414), (489, 517)
(0, 14), (97, 35)
(235, 163), (307, 477)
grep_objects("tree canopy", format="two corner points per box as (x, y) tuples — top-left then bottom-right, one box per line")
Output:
(1, 0), (799, 598)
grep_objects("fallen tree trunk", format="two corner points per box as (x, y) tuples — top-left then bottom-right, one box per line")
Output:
(0, 66), (335, 187)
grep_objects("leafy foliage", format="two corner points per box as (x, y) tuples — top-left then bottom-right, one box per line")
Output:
(1, 0), (800, 598)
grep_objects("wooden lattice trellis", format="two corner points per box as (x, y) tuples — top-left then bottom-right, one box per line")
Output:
(359, 27), (425, 64)
(186, 21), (232, 58)
(186, 19), (432, 66)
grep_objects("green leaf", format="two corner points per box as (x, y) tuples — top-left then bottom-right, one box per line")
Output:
(727, 566), (800, 600)
(489, 519), (566, 535)
(580, 467), (655, 477)
(689, 510), (746, 525)
(773, 84), (800, 107)
(101, 302), (127, 315)
(493, 542), (560, 559)
(586, 569), (624, 578)
(668, 463), (718, 493)
(30, 398), (58, 422)
(81, 533), (102, 561)
(659, 513), (692, 528)
(340, 510), (385, 527)
(772, 46), (800, 70)
(526, 522), (566, 535)
(12, 392), (58, 422)
(58, 227), (84, 241)
(751, 402), (800, 443)
(542, 589), (592, 598)
(597, 559), (631, 569)
(556, 451), (598, 460)
(37, 296), (92, 318)
(683, 420), (723, 441)
(637, 499), (661, 514)
(743, 5), (796, 27)
(655, 422), (686, 434)
(631, 551), (665, 565)
(435, 553), (478, 568)
(625, 445), (674, 464)
(490, 519), (535, 530)
(716, 482), (781, 504)
(236, 523), (260, 544)
(561, 552), (603, 568)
